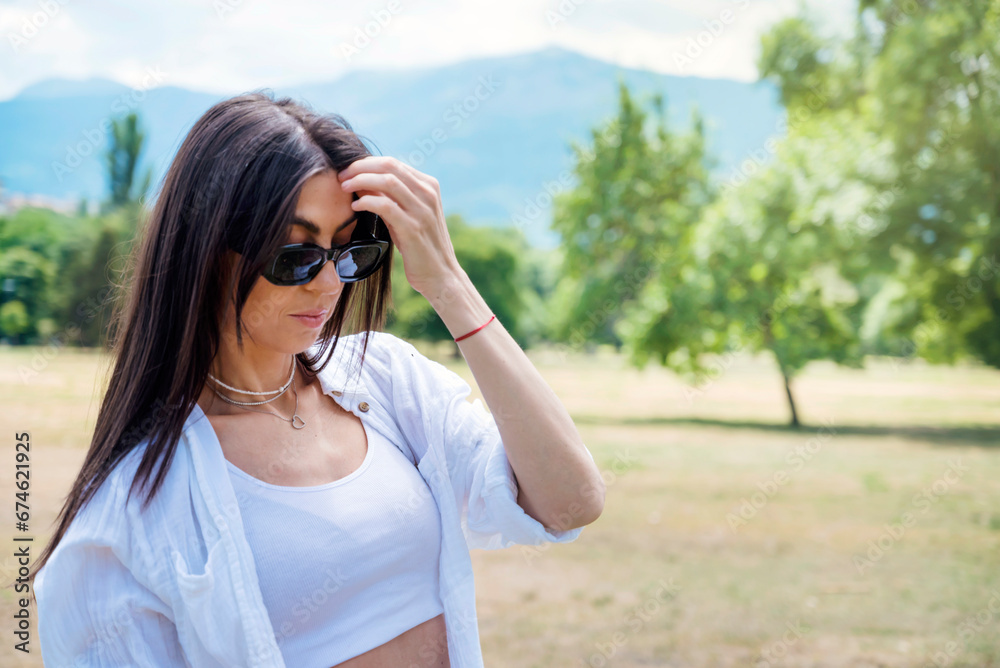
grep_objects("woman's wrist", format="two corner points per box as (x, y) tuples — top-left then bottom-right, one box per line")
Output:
(425, 270), (495, 342)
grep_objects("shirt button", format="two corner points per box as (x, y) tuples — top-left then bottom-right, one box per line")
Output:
(331, 390), (343, 396)
(358, 401), (370, 412)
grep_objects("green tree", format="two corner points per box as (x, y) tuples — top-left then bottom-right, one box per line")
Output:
(386, 214), (529, 355)
(1, 208), (66, 342)
(549, 79), (714, 354)
(0, 300), (29, 343)
(0, 246), (56, 342)
(758, 16), (835, 110)
(684, 119), (888, 426)
(0, 116), (147, 348)
(512, 244), (563, 347)
(760, 2), (1000, 369)
(60, 226), (123, 348)
(602, 24), (909, 427)
(104, 112), (152, 212)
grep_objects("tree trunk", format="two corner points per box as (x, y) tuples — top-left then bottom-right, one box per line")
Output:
(781, 370), (800, 429)
(762, 317), (801, 428)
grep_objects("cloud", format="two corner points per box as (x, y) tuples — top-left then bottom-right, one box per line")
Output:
(0, 0), (856, 101)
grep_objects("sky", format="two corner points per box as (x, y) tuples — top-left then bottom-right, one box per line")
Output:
(0, 0), (855, 101)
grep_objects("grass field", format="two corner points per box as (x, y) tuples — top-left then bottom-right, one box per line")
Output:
(1, 343), (999, 667)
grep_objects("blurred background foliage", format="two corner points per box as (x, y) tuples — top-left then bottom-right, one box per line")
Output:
(2, 1), (998, 426)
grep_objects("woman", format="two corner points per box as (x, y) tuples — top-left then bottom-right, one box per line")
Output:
(25, 91), (604, 667)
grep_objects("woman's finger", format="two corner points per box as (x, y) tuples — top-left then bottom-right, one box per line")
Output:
(341, 171), (425, 213)
(338, 156), (428, 196)
(351, 192), (405, 234)
(397, 160), (441, 194)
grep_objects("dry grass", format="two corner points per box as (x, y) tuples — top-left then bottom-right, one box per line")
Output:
(1, 344), (998, 667)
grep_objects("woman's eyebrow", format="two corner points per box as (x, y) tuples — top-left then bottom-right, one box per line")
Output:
(291, 214), (357, 236)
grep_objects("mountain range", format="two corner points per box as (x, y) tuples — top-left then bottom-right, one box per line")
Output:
(0, 46), (782, 249)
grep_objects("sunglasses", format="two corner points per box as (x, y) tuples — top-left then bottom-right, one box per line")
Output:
(261, 210), (391, 286)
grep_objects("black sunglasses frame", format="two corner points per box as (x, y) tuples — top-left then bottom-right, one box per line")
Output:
(261, 212), (391, 286)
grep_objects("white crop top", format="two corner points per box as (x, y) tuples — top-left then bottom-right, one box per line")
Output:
(226, 418), (445, 667)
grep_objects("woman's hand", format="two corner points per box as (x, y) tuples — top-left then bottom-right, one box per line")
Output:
(337, 156), (463, 298)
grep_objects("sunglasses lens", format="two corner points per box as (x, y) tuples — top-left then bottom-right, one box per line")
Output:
(270, 248), (325, 285)
(336, 245), (385, 281)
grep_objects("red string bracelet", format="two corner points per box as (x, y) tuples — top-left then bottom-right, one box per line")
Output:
(454, 314), (496, 342)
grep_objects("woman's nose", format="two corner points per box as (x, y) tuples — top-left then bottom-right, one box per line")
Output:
(307, 256), (344, 293)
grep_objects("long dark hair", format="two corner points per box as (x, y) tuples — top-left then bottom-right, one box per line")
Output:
(15, 90), (394, 602)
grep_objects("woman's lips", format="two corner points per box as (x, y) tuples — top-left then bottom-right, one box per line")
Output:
(290, 313), (326, 328)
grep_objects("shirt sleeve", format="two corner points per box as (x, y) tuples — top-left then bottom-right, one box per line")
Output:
(381, 332), (593, 551)
(36, 475), (188, 666)
(460, 396), (593, 550)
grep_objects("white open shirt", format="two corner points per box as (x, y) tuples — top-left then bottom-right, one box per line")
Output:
(35, 330), (592, 667)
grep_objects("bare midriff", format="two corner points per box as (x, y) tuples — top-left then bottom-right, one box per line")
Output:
(329, 613), (449, 667)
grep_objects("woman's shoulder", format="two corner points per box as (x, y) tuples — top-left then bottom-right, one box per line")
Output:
(317, 331), (470, 412)
(354, 331), (462, 389)
(71, 415), (195, 542)
(56, 447), (143, 551)
(317, 330), (422, 384)
(336, 329), (419, 358)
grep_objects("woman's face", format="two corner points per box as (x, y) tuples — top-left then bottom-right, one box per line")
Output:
(221, 169), (363, 354)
